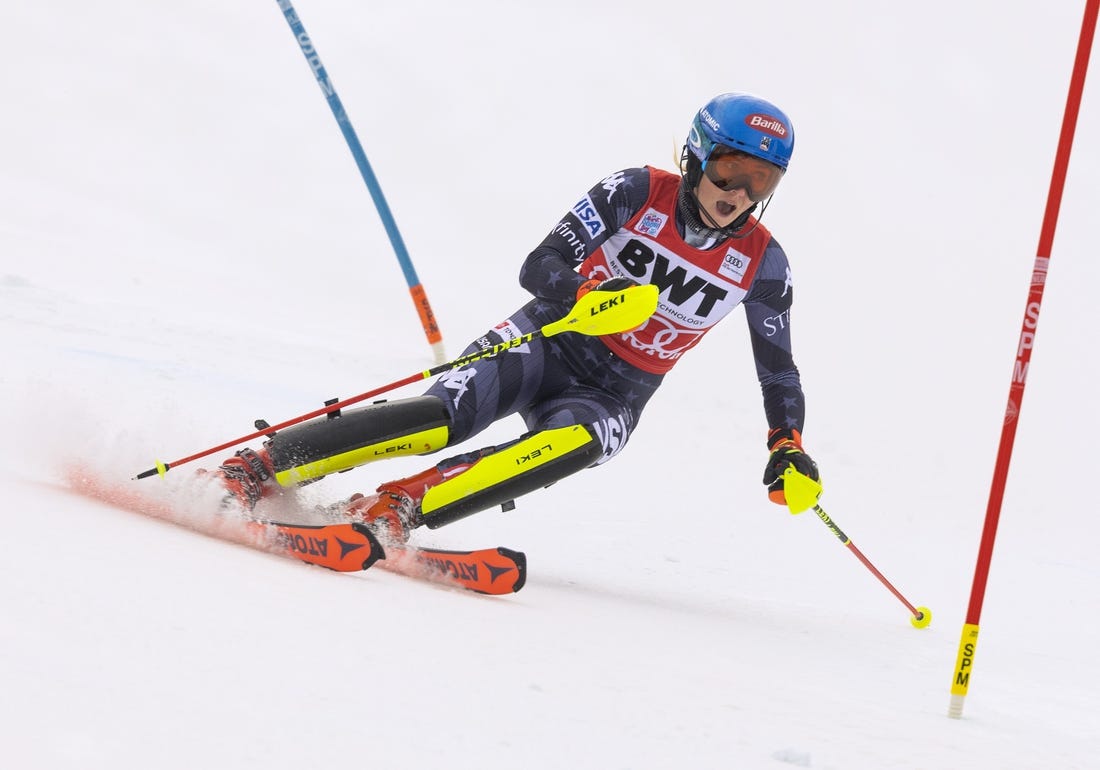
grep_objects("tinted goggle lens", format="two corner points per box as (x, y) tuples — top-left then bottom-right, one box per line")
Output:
(702, 149), (784, 201)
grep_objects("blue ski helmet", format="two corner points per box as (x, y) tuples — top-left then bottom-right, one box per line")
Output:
(686, 92), (795, 171)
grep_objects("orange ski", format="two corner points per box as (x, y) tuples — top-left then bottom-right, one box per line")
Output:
(65, 466), (524, 591)
(380, 543), (526, 595)
(64, 466), (382, 572)
(254, 520), (382, 572)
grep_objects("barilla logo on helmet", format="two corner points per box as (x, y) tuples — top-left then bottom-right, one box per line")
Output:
(745, 114), (788, 138)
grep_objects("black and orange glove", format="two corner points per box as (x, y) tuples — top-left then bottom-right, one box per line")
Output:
(762, 428), (820, 506)
(575, 276), (638, 301)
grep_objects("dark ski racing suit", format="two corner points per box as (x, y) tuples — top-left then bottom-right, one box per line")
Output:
(422, 165), (806, 467)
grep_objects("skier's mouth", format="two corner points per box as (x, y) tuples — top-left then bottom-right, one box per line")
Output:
(715, 200), (737, 218)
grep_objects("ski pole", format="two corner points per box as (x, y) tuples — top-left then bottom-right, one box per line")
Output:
(275, 0), (446, 363)
(134, 285), (658, 480)
(782, 467), (931, 628)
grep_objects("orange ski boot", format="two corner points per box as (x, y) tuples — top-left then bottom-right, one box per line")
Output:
(341, 464), (464, 543)
(215, 447), (277, 511)
(342, 492), (414, 544)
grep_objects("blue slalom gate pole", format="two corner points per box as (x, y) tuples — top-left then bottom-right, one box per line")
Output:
(275, 0), (445, 362)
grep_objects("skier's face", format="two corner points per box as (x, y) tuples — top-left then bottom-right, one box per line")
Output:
(695, 171), (758, 226)
(695, 150), (784, 227)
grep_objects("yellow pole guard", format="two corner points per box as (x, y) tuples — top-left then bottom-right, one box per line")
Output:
(948, 623), (980, 718)
(422, 425), (595, 514)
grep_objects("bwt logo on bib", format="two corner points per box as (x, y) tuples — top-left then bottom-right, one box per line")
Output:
(615, 238), (729, 317)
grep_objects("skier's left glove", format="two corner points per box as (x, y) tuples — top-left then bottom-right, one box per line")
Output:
(762, 428), (820, 506)
(576, 276), (638, 301)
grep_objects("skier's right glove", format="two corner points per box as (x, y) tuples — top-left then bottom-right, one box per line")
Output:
(576, 276), (638, 301)
(762, 427), (820, 506)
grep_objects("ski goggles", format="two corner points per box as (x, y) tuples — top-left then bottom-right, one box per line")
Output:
(702, 146), (785, 201)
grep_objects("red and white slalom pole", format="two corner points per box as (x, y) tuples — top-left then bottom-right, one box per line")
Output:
(948, 0), (1098, 719)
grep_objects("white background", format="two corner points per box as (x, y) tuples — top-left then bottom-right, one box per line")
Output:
(3, 1), (1098, 768)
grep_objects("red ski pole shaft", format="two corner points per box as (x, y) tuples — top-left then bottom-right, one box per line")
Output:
(133, 371), (425, 479)
(781, 467), (930, 626)
(809, 502), (928, 624)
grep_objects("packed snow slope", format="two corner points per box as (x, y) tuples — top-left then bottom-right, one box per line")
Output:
(3, 2), (1098, 768)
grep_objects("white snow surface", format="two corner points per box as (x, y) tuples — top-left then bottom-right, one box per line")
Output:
(4, 2), (1099, 768)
